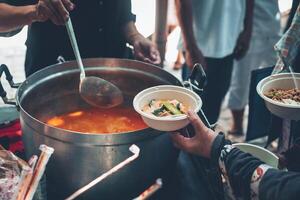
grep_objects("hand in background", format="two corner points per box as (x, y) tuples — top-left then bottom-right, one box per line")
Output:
(185, 45), (207, 70)
(132, 34), (161, 65)
(170, 111), (217, 158)
(233, 30), (251, 60)
(34, 0), (75, 25)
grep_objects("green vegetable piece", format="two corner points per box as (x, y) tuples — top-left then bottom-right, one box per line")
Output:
(176, 103), (181, 111)
(152, 106), (166, 116)
(149, 99), (155, 107)
(163, 102), (182, 115)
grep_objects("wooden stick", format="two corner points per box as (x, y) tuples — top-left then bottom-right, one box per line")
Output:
(133, 179), (163, 200)
(24, 145), (54, 200)
(17, 155), (38, 200)
(16, 166), (33, 200)
(65, 144), (140, 200)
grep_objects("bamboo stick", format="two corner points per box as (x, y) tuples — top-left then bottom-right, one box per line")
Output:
(24, 145), (54, 200)
(133, 178), (163, 200)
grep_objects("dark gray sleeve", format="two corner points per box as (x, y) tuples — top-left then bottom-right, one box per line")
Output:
(118, 0), (136, 26)
(210, 134), (263, 200)
(259, 169), (300, 200)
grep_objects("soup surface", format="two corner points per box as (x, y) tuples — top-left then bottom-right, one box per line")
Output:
(46, 106), (147, 134)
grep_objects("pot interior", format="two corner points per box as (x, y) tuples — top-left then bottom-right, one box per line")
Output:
(18, 59), (181, 133)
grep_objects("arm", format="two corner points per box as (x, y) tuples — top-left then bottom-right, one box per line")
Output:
(211, 136), (263, 199)
(175, 0), (206, 69)
(0, 3), (36, 32)
(0, 0), (74, 33)
(243, 0), (254, 35)
(233, 0), (254, 60)
(175, 0), (197, 53)
(219, 144), (300, 200)
(123, 20), (161, 64)
(119, 0), (160, 64)
(171, 111), (300, 200)
(120, 0), (160, 64)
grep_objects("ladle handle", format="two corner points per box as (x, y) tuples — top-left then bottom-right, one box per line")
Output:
(66, 18), (85, 79)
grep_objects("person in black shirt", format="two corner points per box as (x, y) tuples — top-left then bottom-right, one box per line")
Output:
(0, 0), (161, 76)
(171, 111), (300, 200)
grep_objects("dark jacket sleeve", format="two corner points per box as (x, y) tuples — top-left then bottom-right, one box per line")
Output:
(211, 134), (263, 199)
(211, 133), (300, 200)
(259, 169), (300, 200)
(224, 148), (263, 199)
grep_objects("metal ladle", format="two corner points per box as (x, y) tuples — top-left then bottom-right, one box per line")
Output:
(65, 18), (123, 108)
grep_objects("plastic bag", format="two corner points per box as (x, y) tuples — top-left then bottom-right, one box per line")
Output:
(0, 146), (32, 200)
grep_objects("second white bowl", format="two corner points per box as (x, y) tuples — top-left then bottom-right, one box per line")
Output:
(257, 73), (300, 120)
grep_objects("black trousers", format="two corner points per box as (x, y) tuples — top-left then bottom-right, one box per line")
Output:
(182, 54), (234, 124)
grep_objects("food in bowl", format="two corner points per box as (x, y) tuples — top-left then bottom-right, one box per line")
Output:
(133, 85), (202, 131)
(142, 99), (188, 117)
(264, 88), (300, 106)
(46, 106), (147, 134)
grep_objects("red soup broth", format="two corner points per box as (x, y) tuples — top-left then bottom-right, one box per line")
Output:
(46, 106), (148, 134)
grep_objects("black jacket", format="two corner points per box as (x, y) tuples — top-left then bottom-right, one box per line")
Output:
(211, 134), (300, 200)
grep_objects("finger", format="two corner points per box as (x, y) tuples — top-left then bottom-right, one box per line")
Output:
(51, 0), (69, 22)
(150, 48), (161, 64)
(43, 0), (63, 24)
(135, 51), (147, 61)
(151, 56), (161, 65)
(143, 57), (152, 63)
(62, 0), (75, 11)
(145, 56), (161, 65)
(187, 111), (207, 134)
(170, 133), (192, 150)
(234, 47), (246, 60)
(39, 2), (60, 25)
(149, 46), (158, 58)
(134, 44), (147, 61)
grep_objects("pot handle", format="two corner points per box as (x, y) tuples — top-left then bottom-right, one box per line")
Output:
(183, 63), (207, 93)
(182, 63), (215, 130)
(0, 64), (21, 105)
(57, 56), (66, 64)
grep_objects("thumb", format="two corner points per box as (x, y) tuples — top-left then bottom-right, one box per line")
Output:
(187, 111), (208, 136)
(170, 133), (192, 151)
(150, 46), (159, 58)
(148, 45), (161, 64)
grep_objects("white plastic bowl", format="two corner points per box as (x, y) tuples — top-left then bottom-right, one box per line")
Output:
(233, 143), (279, 169)
(133, 85), (202, 131)
(257, 73), (300, 121)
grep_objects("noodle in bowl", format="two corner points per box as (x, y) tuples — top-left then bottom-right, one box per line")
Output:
(257, 73), (300, 120)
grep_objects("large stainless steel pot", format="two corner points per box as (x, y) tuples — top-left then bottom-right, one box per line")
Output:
(1, 58), (183, 199)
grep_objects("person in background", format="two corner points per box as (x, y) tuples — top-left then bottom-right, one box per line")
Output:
(171, 111), (300, 200)
(166, 0), (183, 70)
(0, 0), (160, 77)
(175, 0), (254, 125)
(174, 2), (253, 199)
(226, 0), (281, 136)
